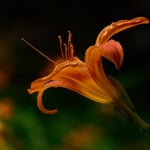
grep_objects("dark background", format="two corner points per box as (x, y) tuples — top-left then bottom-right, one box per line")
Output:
(0, 0), (150, 149)
(0, 0), (150, 82)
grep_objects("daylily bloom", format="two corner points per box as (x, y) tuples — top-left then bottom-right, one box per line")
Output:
(25, 17), (150, 133)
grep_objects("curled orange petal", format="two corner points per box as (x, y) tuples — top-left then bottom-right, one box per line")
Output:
(95, 17), (149, 45)
(100, 39), (123, 69)
(37, 86), (59, 114)
(85, 46), (118, 98)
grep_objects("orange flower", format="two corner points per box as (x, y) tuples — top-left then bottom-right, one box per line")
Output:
(27, 17), (149, 115)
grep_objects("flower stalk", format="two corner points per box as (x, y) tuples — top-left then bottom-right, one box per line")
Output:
(116, 98), (150, 134)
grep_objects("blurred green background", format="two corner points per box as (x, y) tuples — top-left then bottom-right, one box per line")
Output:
(0, 0), (150, 149)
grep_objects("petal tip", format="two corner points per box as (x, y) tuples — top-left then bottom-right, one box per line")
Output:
(27, 89), (32, 94)
(135, 17), (149, 24)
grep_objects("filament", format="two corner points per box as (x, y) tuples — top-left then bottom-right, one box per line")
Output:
(58, 35), (65, 59)
(67, 31), (74, 60)
(21, 38), (57, 64)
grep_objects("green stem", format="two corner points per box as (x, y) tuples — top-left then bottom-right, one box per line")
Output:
(116, 99), (150, 135)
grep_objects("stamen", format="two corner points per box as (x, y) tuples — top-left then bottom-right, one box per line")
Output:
(63, 43), (68, 60)
(21, 38), (57, 64)
(58, 35), (65, 59)
(67, 31), (74, 60)
(67, 30), (71, 59)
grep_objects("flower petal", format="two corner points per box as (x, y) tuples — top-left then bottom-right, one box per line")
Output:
(28, 58), (113, 114)
(100, 39), (123, 69)
(85, 45), (118, 98)
(95, 17), (149, 45)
